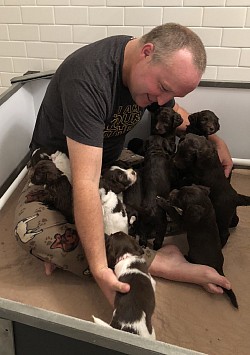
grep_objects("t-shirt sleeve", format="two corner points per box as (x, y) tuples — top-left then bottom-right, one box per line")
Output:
(61, 78), (107, 148)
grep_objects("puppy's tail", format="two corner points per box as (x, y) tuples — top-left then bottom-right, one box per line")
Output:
(92, 316), (112, 328)
(223, 288), (239, 309)
(236, 193), (250, 206)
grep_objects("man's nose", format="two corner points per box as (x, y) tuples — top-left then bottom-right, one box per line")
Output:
(157, 93), (174, 106)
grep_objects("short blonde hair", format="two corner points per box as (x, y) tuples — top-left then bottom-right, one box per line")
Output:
(140, 23), (206, 73)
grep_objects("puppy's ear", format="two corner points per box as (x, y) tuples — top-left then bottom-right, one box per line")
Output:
(173, 112), (183, 129)
(105, 235), (116, 269)
(188, 112), (199, 125)
(184, 204), (204, 223)
(133, 240), (144, 256)
(196, 185), (210, 196)
(109, 180), (126, 194)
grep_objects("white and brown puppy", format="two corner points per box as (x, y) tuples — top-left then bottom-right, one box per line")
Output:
(30, 148), (71, 184)
(99, 166), (137, 235)
(93, 231), (156, 339)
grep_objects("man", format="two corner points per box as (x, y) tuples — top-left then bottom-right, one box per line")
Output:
(16, 23), (232, 305)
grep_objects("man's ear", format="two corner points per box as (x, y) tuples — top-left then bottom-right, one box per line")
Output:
(184, 205), (204, 223)
(141, 43), (154, 58)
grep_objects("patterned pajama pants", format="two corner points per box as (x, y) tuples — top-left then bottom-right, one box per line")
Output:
(14, 166), (155, 279)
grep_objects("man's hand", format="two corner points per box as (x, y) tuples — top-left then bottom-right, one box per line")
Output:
(209, 135), (233, 178)
(94, 267), (130, 307)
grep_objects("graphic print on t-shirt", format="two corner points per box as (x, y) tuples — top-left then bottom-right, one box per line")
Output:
(104, 104), (143, 138)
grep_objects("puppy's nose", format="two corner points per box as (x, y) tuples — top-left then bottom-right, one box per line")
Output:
(128, 168), (136, 175)
(208, 126), (215, 133)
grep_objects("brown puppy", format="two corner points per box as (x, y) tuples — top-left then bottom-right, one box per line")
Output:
(30, 160), (62, 185)
(186, 110), (220, 137)
(157, 185), (238, 309)
(93, 232), (156, 339)
(173, 133), (250, 247)
(30, 160), (74, 223)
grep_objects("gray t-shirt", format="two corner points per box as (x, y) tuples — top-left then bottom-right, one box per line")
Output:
(30, 35), (174, 167)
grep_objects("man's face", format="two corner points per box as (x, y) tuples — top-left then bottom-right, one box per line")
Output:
(128, 46), (202, 108)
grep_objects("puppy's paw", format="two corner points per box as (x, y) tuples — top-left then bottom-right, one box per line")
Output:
(156, 196), (169, 210)
(129, 215), (137, 225)
(92, 316), (112, 328)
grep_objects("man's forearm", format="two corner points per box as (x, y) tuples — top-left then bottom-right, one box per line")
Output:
(73, 183), (107, 275)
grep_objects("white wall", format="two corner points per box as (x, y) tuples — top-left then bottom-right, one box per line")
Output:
(0, 83), (36, 187)
(1, 1), (250, 95)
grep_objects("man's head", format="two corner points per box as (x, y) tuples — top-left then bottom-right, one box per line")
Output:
(125, 23), (206, 108)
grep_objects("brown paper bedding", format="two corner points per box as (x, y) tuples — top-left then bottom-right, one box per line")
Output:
(0, 169), (249, 355)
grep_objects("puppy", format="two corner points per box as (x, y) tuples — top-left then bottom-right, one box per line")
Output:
(151, 107), (183, 153)
(157, 185), (238, 309)
(139, 135), (173, 249)
(173, 133), (250, 247)
(123, 168), (144, 237)
(29, 157), (73, 223)
(93, 231), (156, 339)
(42, 175), (73, 223)
(186, 110), (220, 137)
(30, 160), (63, 185)
(99, 166), (137, 235)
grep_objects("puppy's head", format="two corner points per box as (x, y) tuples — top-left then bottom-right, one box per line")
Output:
(169, 184), (211, 223)
(29, 147), (57, 168)
(173, 133), (217, 170)
(105, 231), (144, 269)
(101, 166), (137, 194)
(188, 110), (220, 136)
(31, 160), (62, 185)
(153, 107), (183, 135)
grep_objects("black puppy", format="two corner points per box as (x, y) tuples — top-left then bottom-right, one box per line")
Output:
(151, 107), (183, 153)
(157, 185), (238, 309)
(173, 133), (250, 247)
(138, 135), (173, 250)
(186, 110), (220, 137)
(93, 231), (156, 339)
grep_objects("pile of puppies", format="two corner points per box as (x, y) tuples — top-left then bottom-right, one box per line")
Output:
(28, 106), (250, 337)
(126, 107), (250, 310)
(28, 148), (156, 338)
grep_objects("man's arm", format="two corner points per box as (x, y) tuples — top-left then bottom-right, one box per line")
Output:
(67, 137), (130, 305)
(173, 103), (233, 177)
